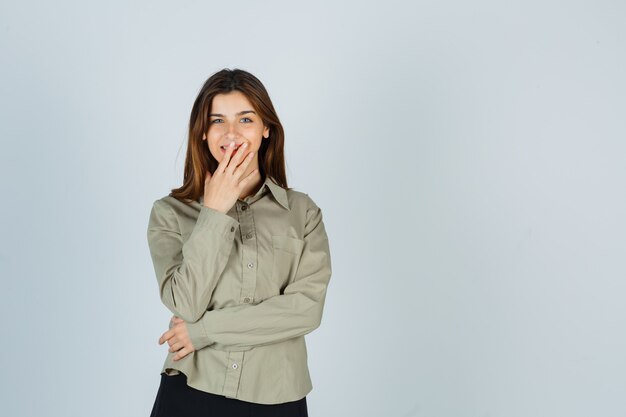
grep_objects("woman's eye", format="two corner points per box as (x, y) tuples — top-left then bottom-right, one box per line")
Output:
(210, 118), (252, 124)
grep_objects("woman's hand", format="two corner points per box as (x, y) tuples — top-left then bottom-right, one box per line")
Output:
(158, 316), (195, 361)
(203, 140), (259, 213)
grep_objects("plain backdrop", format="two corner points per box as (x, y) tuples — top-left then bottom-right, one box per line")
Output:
(1, 1), (625, 416)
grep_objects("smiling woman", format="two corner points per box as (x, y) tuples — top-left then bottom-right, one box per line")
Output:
(203, 91), (270, 182)
(146, 68), (332, 417)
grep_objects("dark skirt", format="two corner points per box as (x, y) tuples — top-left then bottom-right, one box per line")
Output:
(150, 372), (308, 417)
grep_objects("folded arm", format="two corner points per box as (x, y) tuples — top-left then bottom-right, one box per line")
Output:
(147, 199), (239, 323)
(186, 198), (332, 352)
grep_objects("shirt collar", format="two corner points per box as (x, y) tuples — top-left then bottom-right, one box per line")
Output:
(263, 176), (290, 210)
(198, 175), (290, 211)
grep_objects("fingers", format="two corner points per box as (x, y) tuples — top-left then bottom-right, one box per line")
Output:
(229, 150), (255, 179)
(168, 340), (184, 353)
(217, 141), (237, 172)
(160, 321), (195, 361)
(159, 327), (177, 345)
(218, 141), (253, 175)
(173, 347), (193, 361)
(224, 142), (252, 175)
(236, 147), (255, 171)
(170, 342), (196, 361)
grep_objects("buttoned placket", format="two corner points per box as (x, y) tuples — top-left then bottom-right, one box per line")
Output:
(222, 196), (261, 398)
(237, 200), (257, 305)
(223, 349), (244, 398)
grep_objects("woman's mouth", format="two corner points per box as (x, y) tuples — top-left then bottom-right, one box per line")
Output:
(220, 144), (242, 153)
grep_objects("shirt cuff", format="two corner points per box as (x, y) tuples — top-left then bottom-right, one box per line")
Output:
(196, 205), (240, 237)
(187, 318), (213, 351)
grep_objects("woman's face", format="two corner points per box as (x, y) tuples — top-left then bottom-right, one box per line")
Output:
(204, 90), (270, 171)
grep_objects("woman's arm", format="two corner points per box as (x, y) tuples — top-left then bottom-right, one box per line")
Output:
(147, 199), (240, 323)
(184, 197), (332, 352)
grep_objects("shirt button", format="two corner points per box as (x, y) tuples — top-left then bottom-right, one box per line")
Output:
(230, 226), (235, 232)
(241, 205), (248, 211)
(247, 262), (254, 269)
(245, 232), (253, 239)
(232, 363), (238, 369)
(243, 297), (251, 303)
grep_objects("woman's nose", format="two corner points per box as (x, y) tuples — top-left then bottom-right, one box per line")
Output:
(227, 122), (240, 135)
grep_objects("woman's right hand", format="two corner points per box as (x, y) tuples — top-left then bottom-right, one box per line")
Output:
(202, 141), (258, 213)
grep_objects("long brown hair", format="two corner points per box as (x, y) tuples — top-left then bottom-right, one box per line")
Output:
(170, 68), (290, 203)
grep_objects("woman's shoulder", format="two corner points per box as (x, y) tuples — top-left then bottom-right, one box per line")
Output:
(150, 194), (200, 218)
(284, 188), (327, 235)
(154, 193), (196, 205)
(284, 187), (321, 212)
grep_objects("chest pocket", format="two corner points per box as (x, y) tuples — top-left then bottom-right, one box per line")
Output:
(271, 235), (305, 291)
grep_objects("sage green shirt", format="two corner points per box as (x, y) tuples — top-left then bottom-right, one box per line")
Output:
(146, 175), (332, 405)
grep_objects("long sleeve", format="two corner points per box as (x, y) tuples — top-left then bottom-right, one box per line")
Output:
(186, 198), (332, 351)
(147, 199), (240, 323)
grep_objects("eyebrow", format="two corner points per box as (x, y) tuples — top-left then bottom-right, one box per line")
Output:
(209, 110), (257, 117)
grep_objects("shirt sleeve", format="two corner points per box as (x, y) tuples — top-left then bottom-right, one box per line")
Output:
(147, 199), (240, 323)
(185, 196), (332, 351)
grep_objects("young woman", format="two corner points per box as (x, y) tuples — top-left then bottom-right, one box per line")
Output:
(146, 68), (332, 417)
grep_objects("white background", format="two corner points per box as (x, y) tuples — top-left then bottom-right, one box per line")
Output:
(1, 1), (625, 416)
